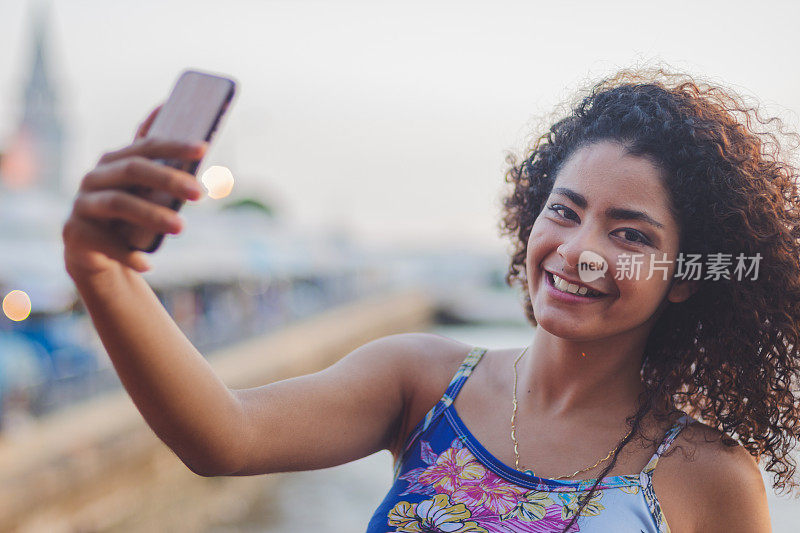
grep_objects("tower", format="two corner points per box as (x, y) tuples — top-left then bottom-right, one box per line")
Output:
(1, 4), (65, 195)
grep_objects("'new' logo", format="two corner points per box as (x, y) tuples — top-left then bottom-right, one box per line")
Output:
(578, 250), (607, 283)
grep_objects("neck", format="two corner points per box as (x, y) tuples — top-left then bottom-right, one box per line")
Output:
(518, 326), (650, 420)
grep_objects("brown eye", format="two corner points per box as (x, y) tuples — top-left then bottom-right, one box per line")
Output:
(612, 228), (652, 246)
(547, 204), (579, 222)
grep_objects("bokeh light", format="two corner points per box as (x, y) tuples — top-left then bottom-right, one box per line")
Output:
(3, 290), (32, 321)
(200, 165), (235, 199)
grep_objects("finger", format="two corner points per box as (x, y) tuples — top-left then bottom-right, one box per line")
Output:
(67, 216), (153, 273)
(135, 104), (163, 140)
(74, 189), (185, 236)
(99, 137), (208, 165)
(81, 156), (203, 201)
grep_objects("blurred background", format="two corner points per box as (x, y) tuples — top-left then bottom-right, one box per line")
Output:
(0, 0), (797, 531)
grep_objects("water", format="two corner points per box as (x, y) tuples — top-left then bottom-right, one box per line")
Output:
(217, 323), (799, 532)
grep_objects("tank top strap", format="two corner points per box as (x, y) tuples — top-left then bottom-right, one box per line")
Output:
(399, 346), (489, 457)
(639, 412), (694, 477)
(439, 345), (489, 407)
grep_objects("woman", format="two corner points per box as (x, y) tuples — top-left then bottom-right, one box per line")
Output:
(62, 69), (796, 532)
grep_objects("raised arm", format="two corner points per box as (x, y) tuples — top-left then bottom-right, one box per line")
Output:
(71, 260), (423, 476)
(62, 108), (429, 477)
(230, 332), (432, 475)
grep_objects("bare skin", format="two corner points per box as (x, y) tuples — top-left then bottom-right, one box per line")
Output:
(390, 140), (770, 532)
(392, 338), (771, 533)
(63, 111), (770, 533)
(63, 107), (434, 476)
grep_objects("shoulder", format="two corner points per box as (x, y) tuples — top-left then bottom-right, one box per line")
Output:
(665, 419), (771, 533)
(377, 331), (474, 380)
(385, 332), (476, 402)
(366, 332), (470, 373)
(328, 332), (468, 420)
(377, 332), (476, 455)
(347, 332), (465, 370)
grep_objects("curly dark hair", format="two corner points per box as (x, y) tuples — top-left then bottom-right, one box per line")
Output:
(498, 68), (800, 532)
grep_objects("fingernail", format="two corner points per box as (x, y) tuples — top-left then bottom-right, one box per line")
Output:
(185, 184), (203, 199)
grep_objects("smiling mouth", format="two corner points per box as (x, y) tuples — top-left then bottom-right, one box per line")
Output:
(545, 271), (606, 298)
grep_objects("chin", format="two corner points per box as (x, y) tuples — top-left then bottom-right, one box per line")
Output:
(534, 311), (589, 340)
(533, 308), (611, 341)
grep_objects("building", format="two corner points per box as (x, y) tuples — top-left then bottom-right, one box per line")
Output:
(1, 4), (65, 196)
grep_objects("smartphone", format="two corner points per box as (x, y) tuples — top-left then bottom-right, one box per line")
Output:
(115, 69), (237, 253)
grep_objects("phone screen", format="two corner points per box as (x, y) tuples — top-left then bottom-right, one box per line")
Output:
(116, 70), (237, 253)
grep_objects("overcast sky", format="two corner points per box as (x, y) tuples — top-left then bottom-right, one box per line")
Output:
(1, 0), (799, 254)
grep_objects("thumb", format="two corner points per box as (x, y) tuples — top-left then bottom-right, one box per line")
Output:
(134, 104), (164, 141)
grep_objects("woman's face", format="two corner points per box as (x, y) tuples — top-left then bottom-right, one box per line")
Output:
(526, 140), (693, 341)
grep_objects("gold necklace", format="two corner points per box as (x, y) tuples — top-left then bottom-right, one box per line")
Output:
(510, 346), (634, 479)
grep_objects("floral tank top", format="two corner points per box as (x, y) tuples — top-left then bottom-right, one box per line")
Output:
(366, 346), (694, 532)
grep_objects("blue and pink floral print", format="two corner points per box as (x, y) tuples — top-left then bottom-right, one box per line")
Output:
(367, 346), (693, 532)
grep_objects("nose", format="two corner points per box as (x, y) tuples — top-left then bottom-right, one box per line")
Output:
(556, 225), (603, 271)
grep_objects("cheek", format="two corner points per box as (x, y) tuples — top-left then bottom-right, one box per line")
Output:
(620, 279), (659, 301)
(527, 214), (557, 249)
(526, 224), (555, 270)
(609, 252), (675, 299)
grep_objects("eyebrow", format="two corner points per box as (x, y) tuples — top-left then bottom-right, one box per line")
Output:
(551, 187), (665, 229)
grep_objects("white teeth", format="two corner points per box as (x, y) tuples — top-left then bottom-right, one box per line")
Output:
(550, 273), (602, 297)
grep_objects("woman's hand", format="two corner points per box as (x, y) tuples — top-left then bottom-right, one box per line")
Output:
(62, 107), (207, 279)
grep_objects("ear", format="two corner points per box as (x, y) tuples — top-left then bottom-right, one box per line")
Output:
(667, 277), (700, 303)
